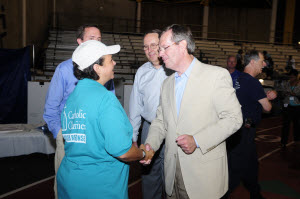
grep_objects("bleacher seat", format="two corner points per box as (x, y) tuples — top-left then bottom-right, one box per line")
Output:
(39, 30), (300, 82)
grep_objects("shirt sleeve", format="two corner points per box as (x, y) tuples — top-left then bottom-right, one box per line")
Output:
(99, 94), (132, 157)
(43, 66), (64, 138)
(129, 71), (143, 142)
(194, 69), (243, 154)
(251, 79), (267, 101)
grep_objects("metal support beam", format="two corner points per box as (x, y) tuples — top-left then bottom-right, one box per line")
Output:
(202, 1), (209, 39)
(136, 0), (142, 33)
(269, 0), (278, 43)
(53, 0), (56, 28)
(283, 0), (296, 44)
(22, 0), (26, 47)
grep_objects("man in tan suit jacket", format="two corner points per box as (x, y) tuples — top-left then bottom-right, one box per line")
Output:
(140, 24), (243, 199)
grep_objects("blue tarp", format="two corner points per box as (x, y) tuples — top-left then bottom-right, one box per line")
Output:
(0, 46), (31, 123)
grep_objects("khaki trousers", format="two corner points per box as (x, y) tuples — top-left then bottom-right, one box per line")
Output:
(168, 157), (190, 199)
(54, 129), (65, 199)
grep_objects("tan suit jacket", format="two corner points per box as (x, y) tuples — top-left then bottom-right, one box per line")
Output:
(146, 59), (243, 199)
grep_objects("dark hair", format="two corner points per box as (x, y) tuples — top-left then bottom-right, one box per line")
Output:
(73, 57), (104, 80)
(76, 24), (100, 40)
(244, 50), (260, 67)
(144, 29), (162, 39)
(161, 24), (195, 54)
(289, 69), (298, 77)
(238, 49), (243, 54)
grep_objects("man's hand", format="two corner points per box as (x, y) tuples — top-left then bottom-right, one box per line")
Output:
(139, 144), (154, 165)
(176, 134), (197, 154)
(266, 90), (277, 100)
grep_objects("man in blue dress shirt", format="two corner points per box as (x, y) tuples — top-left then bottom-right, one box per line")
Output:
(129, 29), (170, 199)
(43, 24), (114, 199)
(141, 24), (243, 199)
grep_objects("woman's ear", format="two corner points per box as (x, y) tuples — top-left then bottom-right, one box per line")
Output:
(93, 64), (101, 74)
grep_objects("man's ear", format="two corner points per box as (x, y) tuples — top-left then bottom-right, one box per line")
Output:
(77, 38), (83, 45)
(179, 40), (187, 50)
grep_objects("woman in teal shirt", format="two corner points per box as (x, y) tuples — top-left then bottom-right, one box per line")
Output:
(57, 40), (153, 199)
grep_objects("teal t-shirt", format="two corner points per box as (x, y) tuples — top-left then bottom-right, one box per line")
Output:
(57, 78), (132, 199)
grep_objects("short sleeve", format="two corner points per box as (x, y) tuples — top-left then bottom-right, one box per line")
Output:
(99, 93), (133, 157)
(250, 79), (266, 101)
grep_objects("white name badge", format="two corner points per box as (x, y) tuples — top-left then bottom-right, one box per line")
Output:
(289, 96), (295, 101)
(284, 103), (288, 108)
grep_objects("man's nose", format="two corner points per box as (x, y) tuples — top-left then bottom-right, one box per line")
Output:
(159, 49), (164, 57)
(263, 61), (267, 67)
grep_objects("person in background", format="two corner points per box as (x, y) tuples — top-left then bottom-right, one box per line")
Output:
(129, 29), (170, 199)
(43, 24), (115, 199)
(224, 50), (277, 199)
(286, 55), (296, 72)
(262, 51), (274, 79)
(226, 55), (241, 87)
(57, 40), (154, 199)
(280, 69), (300, 148)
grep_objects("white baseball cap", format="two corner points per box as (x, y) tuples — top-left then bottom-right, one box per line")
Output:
(72, 40), (120, 71)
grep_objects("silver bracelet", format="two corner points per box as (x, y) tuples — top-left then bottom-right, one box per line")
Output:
(141, 150), (146, 159)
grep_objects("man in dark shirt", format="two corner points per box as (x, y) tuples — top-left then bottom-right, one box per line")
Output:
(223, 50), (277, 199)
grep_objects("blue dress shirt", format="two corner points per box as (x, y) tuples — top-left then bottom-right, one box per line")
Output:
(174, 58), (199, 147)
(175, 58), (196, 116)
(43, 58), (115, 138)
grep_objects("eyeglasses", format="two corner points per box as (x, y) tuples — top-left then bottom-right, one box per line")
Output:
(158, 42), (176, 53)
(143, 43), (159, 51)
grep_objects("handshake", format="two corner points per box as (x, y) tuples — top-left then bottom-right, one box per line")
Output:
(139, 144), (154, 165)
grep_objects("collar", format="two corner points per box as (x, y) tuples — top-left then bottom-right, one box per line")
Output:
(175, 57), (196, 79)
(147, 61), (163, 70)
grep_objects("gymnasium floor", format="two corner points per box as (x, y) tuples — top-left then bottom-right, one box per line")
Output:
(1, 116), (300, 199)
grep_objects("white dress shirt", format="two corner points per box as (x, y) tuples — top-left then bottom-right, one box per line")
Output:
(129, 62), (168, 142)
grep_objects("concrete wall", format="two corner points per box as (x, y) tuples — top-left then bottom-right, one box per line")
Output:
(1, 0), (23, 48)
(141, 3), (271, 42)
(209, 7), (271, 42)
(27, 0), (52, 49)
(55, 0), (136, 32)
(0, 0), (52, 49)
(0, 0), (273, 51)
(141, 3), (203, 34)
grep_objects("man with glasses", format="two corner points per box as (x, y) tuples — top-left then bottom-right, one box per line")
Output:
(129, 29), (170, 199)
(43, 24), (115, 199)
(141, 24), (242, 199)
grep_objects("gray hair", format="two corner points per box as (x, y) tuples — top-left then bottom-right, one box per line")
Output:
(244, 50), (260, 67)
(161, 24), (195, 54)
